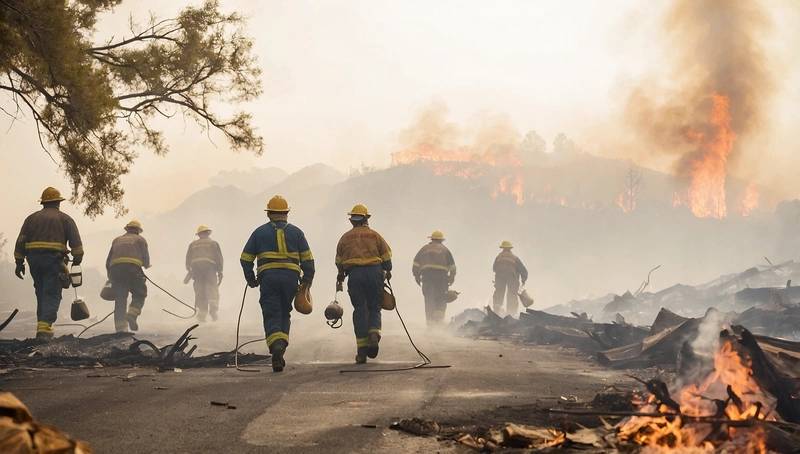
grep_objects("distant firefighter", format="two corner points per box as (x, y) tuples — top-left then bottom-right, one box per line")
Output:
(412, 230), (456, 326)
(13, 187), (84, 341)
(184, 225), (224, 322)
(335, 204), (392, 364)
(493, 241), (528, 316)
(106, 220), (150, 332)
(240, 195), (315, 372)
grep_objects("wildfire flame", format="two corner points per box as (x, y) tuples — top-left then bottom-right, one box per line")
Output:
(739, 183), (759, 217)
(619, 341), (773, 452)
(680, 93), (736, 219)
(492, 174), (525, 205)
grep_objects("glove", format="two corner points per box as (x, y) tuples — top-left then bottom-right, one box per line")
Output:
(336, 279), (343, 292)
(301, 277), (312, 287)
(247, 276), (259, 288)
(218, 273), (224, 285)
(414, 275), (421, 286)
(14, 261), (25, 280)
(71, 256), (82, 266)
(183, 272), (192, 285)
(384, 270), (392, 282)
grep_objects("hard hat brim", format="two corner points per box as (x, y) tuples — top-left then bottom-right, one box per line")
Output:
(196, 229), (212, 234)
(264, 208), (290, 213)
(40, 197), (66, 203)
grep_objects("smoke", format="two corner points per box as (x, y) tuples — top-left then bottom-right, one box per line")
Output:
(625, 0), (773, 179)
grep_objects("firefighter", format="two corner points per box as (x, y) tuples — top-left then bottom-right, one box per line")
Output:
(106, 220), (150, 332)
(13, 187), (84, 340)
(335, 204), (392, 364)
(493, 241), (528, 316)
(240, 195), (314, 372)
(412, 230), (456, 327)
(184, 225), (223, 322)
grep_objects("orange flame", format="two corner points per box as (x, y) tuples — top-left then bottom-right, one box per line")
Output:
(492, 174), (525, 205)
(739, 183), (759, 217)
(682, 93), (736, 219)
(619, 341), (772, 452)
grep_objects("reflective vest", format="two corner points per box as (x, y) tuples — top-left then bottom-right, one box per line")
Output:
(107, 233), (150, 269)
(14, 207), (83, 260)
(335, 225), (392, 270)
(412, 242), (456, 276)
(186, 238), (223, 272)
(240, 221), (314, 277)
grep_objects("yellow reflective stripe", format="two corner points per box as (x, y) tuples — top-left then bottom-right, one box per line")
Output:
(368, 328), (381, 335)
(257, 262), (301, 273)
(25, 241), (65, 251)
(127, 306), (142, 316)
(36, 321), (53, 333)
(420, 264), (450, 272)
(110, 257), (144, 267)
(71, 245), (84, 255)
(14, 252), (24, 260)
(276, 228), (287, 254)
(266, 331), (289, 346)
(356, 337), (369, 347)
(299, 250), (314, 261)
(191, 257), (217, 265)
(240, 252), (256, 262)
(380, 251), (392, 261)
(341, 257), (383, 266)
(257, 251), (300, 261)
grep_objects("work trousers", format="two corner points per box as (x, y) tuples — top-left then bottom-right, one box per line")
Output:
(493, 274), (520, 317)
(192, 264), (220, 321)
(109, 264), (147, 332)
(421, 270), (449, 326)
(347, 265), (383, 354)
(27, 252), (65, 333)
(258, 269), (298, 352)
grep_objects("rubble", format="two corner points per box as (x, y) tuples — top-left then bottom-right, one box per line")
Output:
(0, 392), (91, 453)
(0, 325), (269, 371)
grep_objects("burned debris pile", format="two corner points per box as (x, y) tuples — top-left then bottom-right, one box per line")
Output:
(0, 325), (268, 370)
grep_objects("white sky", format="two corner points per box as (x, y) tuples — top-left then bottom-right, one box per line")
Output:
(1, 0), (799, 237)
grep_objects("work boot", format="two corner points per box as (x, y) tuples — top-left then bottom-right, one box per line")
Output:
(126, 313), (139, 331)
(355, 352), (367, 364)
(367, 331), (381, 359)
(270, 339), (287, 373)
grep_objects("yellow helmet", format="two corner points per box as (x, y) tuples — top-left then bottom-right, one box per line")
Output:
(265, 195), (290, 212)
(125, 220), (143, 232)
(429, 230), (445, 241)
(40, 187), (65, 204)
(499, 240), (513, 249)
(348, 203), (371, 218)
(196, 225), (212, 235)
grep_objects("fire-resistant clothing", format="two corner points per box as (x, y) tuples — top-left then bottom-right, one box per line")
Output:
(107, 232), (150, 331)
(336, 224), (392, 353)
(186, 237), (223, 320)
(413, 241), (456, 326)
(240, 221), (314, 350)
(109, 264), (147, 332)
(493, 250), (528, 316)
(14, 206), (83, 336)
(14, 207), (84, 263)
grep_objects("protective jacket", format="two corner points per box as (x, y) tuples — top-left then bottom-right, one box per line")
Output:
(240, 221), (314, 283)
(335, 225), (392, 273)
(186, 238), (223, 273)
(14, 207), (83, 262)
(493, 250), (528, 282)
(106, 232), (151, 270)
(412, 242), (456, 280)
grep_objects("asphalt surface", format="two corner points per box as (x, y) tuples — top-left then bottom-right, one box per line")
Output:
(1, 323), (634, 453)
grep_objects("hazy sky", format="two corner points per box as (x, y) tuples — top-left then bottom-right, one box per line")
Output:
(1, 0), (799, 238)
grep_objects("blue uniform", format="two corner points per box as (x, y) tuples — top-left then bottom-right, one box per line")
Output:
(240, 221), (314, 349)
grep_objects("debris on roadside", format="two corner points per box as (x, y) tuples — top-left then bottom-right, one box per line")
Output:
(390, 418), (440, 436)
(0, 392), (92, 453)
(0, 325), (269, 371)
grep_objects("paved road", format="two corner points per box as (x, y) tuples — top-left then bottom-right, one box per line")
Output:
(2, 324), (633, 453)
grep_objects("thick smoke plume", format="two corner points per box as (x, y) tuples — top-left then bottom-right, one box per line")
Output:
(626, 0), (773, 216)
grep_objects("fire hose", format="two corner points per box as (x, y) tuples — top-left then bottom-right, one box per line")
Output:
(143, 273), (197, 319)
(339, 279), (452, 373)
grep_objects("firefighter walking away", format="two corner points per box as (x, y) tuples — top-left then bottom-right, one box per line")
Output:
(106, 220), (150, 332)
(493, 241), (528, 317)
(184, 225), (223, 322)
(240, 195), (314, 372)
(412, 230), (456, 327)
(13, 187), (84, 341)
(335, 204), (392, 364)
